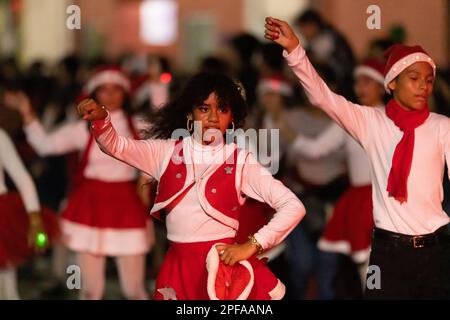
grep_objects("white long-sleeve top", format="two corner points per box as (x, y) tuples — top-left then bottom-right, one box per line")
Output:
(91, 114), (305, 250)
(292, 122), (371, 187)
(0, 128), (40, 212)
(282, 108), (347, 186)
(23, 110), (145, 182)
(285, 45), (450, 235)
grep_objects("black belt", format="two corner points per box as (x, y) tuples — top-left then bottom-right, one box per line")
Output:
(373, 224), (450, 249)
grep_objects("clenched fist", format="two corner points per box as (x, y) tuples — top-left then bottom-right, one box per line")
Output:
(77, 98), (108, 121)
(264, 17), (300, 54)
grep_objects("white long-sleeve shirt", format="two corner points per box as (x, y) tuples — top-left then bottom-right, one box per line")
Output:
(282, 108), (347, 186)
(23, 110), (145, 182)
(0, 128), (40, 212)
(91, 114), (305, 250)
(292, 122), (371, 187)
(285, 45), (450, 235)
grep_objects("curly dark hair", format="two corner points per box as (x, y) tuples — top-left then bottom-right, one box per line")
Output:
(146, 72), (248, 139)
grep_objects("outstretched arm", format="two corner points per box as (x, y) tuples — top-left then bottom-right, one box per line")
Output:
(78, 99), (170, 179)
(291, 122), (348, 159)
(264, 17), (374, 146)
(3, 90), (85, 156)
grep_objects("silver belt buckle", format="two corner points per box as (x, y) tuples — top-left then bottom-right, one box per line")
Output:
(412, 236), (425, 248)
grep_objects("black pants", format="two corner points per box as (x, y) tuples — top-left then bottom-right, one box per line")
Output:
(365, 224), (450, 299)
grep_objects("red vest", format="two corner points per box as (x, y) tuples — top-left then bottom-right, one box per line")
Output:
(151, 139), (248, 230)
(71, 115), (139, 191)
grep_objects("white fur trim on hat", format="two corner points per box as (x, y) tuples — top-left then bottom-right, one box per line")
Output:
(384, 52), (436, 94)
(85, 70), (131, 94)
(206, 243), (254, 300)
(354, 66), (385, 85)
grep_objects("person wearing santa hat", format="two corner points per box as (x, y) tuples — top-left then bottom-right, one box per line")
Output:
(265, 17), (450, 299)
(77, 72), (306, 300)
(4, 66), (154, 300)
(277, 59), (386, 297)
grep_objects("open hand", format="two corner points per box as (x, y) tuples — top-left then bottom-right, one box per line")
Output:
(215, 241), (259, 266)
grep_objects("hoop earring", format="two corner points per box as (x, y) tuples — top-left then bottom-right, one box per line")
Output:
(186, 118), (193, 131)
(229, 121), (235, 132)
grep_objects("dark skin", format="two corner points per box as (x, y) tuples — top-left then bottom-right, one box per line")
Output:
(264, 16), (435, 112)
(188, 92), (233, 145)
(387, 62), (434, 111)
(77, 97), (261, 266)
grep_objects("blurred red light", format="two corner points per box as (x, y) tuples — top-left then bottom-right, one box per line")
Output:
(160, 72), (172, 83)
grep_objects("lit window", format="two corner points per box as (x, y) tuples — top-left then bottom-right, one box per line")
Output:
(140, 0), (178, 45)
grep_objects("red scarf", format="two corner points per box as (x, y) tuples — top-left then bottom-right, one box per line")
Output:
(385, 99), (429, 203)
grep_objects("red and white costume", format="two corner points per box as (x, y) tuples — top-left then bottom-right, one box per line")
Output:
(284, 45), (450, 236)
(23, 110), (153, 256)
(0, 129), (58, 268)
(290, 60), (386, 263)
(91, 115), (305, 300)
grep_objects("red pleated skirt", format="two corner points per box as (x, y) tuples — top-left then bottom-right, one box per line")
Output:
(60, 179), (153, 255)
(153, 238), (285, 300)
(0, 192), (60, 268)
(318, 185), (373, 263)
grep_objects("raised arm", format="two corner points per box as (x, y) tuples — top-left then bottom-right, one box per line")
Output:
(24, 120), (88, 156)
(290, 122), (348, 159)
(264, 17), (374, 145)
(3, 90), (86, 156)
(78, 99), (170, 179)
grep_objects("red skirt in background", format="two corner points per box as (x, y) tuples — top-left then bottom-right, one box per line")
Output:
(0, 192), (60, 268)
(60, 178), (153, 256)
(153, 238), (285, 300)
(317, 185), (373, 263)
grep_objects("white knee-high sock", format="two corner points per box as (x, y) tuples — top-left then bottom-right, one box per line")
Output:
(0, 267), (20, 300)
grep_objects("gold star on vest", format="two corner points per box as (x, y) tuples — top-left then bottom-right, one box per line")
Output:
(173, 155), (183, 163)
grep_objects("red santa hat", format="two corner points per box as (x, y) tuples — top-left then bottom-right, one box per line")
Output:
(353, 59), (385, 85)
(85, 65), (131, 94)
(383, 44), (436, 93)
(206, 244), (254, 300)
(257, 74), (293, 97)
